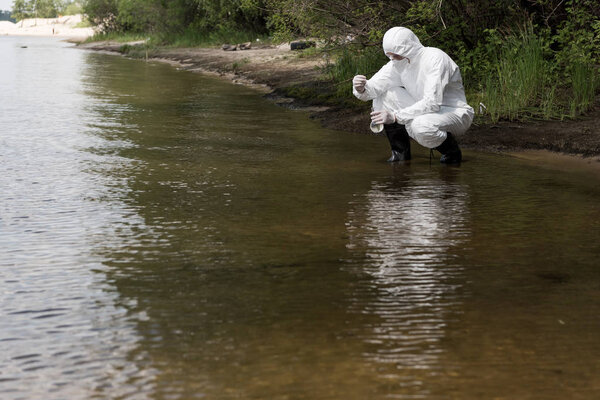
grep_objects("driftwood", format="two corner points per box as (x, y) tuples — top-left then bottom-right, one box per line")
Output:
(222, 42), (252, 51)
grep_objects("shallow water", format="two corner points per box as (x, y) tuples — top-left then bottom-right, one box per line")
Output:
(1, 36), (599, 399)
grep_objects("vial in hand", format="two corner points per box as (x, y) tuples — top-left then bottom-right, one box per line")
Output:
(370, 106), (384, 133)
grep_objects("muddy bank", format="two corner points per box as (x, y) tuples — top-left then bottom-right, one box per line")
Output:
(78, 40), (600, 158)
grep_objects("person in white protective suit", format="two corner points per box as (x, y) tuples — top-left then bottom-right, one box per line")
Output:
(353, 27), (474, 163)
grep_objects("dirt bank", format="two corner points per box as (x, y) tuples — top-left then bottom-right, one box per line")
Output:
(78, 40), (600, 159)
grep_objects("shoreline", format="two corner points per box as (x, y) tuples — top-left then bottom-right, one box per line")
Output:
(0, 15), (94, 40)
(77, 40), (600, 161)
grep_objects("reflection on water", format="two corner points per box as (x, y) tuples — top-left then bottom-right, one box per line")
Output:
(345, 169), (469, 393)
(0, 37), (155, 398)
(1, 37), (600, 400)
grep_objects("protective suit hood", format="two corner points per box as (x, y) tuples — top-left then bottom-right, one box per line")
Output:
(353, 25), (474, 148)
(382, 27), (423, 60)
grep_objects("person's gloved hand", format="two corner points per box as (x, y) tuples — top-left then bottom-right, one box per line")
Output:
(352, 75), (367, 93)
(370, 110), (396, 125)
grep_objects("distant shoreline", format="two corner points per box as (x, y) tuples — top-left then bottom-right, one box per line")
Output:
(0, 14), (93, 39)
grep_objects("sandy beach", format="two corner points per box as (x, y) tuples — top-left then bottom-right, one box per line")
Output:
(0, 14), (94, 40)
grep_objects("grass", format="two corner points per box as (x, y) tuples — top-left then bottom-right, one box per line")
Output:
(155, 26), (271, 48)
(474, 30), (598, 122)
(326, 46), (388, 98)
(84, 31), (147, 44)
(83, 26), (597, 123)
(231, 58), (250, 72)
(570, 62), (597, 117)
(320, 27), (597, 123)
(83, 26), (272, 53)
(477, 31), (550, 122)
(74, 19), (92, 29)
(268, 46), (388, 111)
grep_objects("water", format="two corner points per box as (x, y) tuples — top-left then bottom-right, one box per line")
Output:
(1, 36), (599, 399)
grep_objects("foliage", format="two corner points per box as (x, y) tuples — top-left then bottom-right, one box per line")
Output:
(477, 28), (552, 121)
(82, 0), (269, 34)
(11, 0), (31, 20)
(155, 26), (269, 48)
(65, 1), (84, 15)
(81, 0), (119, 31)
(326, 46), (388, 98)
(470, 1), (599, 121)
(78, 0), (600, 121)
(569, 62), (597, 117)
(84, 30), (145, 43)
(11, 0), (63, 19)
(552, 0), (600, 77)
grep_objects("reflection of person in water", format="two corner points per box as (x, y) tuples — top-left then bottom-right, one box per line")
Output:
(345, 170), (469, 367)
(353, 27), (474, 164)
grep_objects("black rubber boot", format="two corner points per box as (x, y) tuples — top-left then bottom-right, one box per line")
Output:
(435, 132), (462, 164)
(384, 123), (411, 162)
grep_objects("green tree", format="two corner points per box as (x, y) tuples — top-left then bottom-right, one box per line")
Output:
(64, 1), (84, 15)
(35, 0), (62, 18)
(11, 0), (32, 21)
(82, 0), (119, 30)
(12, 0), (65, 19)
(82, 0), (268, 35)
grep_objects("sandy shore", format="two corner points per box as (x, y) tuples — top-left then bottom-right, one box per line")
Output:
(0, 15), (94, 40)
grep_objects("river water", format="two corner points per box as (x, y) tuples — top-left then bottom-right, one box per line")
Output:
(1, 36), (599, 399)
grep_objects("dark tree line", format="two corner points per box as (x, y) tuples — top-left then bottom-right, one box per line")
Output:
(0, 10), (16, 22)
(81, 0), (599, 64)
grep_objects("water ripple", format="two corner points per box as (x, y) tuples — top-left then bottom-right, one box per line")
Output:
(345, 174), (469, 374)
(0, 37), (156, 399)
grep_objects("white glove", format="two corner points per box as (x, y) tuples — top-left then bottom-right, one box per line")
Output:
(352, 75), (367, 93)
(370, 110), (396, 125)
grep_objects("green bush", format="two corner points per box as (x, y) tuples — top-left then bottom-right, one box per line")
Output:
(326, 46), (388, 97)
(570, 62), (597, 117)
(79, 0), (599, 121)
(479, 28), (551, 121)
(65, 1), (83, 15)
(156, 26), (269, 48)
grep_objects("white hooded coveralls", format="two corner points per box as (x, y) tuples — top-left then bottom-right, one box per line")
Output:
(353, 27), (474, 149)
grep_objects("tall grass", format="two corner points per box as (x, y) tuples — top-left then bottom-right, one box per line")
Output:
(327, 46), (388, 97)
(84, 27), (269, 48)
(156, 26), (270, 47)
(478, 29), (598, 122)
(570, 62), (597, 117)
(84, 31), (147, 43)
(480, 31), (550, 122)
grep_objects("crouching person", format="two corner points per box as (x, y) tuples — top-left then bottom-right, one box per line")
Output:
(353, 27), (474, 164)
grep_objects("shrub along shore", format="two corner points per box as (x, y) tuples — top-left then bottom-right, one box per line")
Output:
(75, 0), (600, 156)
(77, 0), (598, 122)
(79, 36), (600, 158)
